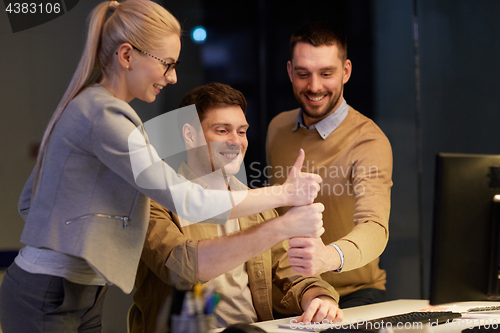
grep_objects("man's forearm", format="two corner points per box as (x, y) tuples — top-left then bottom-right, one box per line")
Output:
(197, 217), (284, 281)
(334, 221), (388, 272)
(197, 203), (324, 281)
(228, 186), (287, 219)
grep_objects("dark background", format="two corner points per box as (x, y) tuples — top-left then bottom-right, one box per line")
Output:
(153, 0), (377, 189)
(1, 1), (499, 331)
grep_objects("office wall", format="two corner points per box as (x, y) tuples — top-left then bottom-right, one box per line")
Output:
(373, 0), (420, 300)
(374, 0), (500, 300)
(417, 0), (500, 297)
(0, 1), (88, 251)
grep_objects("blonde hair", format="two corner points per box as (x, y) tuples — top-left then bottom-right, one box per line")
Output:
(33, 0), (181, 191)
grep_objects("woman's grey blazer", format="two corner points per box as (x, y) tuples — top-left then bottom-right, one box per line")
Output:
(17, 85), (232, 293)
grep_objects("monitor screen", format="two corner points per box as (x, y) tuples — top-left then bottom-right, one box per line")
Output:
(430, 153), (500, 305)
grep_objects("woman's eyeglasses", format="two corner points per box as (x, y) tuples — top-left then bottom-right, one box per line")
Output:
(131, 45), (180, 76)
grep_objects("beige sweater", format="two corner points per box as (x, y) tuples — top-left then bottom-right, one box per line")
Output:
(266, 106), (393, 303)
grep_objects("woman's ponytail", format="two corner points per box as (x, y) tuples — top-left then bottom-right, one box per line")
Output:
(32, 1), (115, 193)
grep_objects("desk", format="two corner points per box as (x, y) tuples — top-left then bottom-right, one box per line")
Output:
(244, 299), (500, 333)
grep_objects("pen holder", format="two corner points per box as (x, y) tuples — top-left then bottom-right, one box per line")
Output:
(170, 314), (215, 333)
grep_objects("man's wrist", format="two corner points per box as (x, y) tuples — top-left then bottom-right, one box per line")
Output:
(266, 214), (288, 243)
(329, 244), (344, 272)
(314, 294), (337, 302)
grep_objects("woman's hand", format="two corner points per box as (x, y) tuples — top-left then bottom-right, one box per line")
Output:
(280, 149), (322, 207)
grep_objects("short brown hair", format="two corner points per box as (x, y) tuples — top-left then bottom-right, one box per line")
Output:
(179, 82), (247, 123)
(290, 22), (348, 62)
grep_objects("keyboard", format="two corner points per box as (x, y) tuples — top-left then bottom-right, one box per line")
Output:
(321, 311), (462, 331)
(467, 306), (500, 313)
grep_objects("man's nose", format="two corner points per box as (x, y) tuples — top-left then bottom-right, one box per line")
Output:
(307, 74), (322, 92)
(226, 132), (240, 146)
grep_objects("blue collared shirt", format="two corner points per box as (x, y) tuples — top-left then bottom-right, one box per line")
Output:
(293, 98), (349, 140)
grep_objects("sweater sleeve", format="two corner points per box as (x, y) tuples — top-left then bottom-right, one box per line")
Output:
(333, 127), (393, 271)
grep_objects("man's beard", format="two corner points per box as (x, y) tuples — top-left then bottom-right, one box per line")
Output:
(296, 84), (343, 121)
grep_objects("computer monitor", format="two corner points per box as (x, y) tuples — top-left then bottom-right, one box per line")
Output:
(429, 153), (500, 305)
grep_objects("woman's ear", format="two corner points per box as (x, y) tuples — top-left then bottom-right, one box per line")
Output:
(116, 43), (134, 70)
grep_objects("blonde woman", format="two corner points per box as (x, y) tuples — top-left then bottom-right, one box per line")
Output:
(0, 1), (323, 332)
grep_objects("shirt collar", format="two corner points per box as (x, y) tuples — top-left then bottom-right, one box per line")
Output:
(293, 98), (349, 140)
